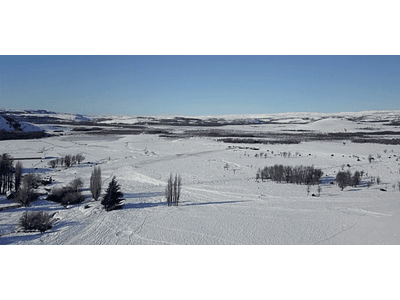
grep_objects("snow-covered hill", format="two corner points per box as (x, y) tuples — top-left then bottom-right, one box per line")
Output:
(0, 115), (43, 132)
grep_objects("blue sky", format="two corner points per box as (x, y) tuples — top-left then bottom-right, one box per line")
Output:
(0, 55), (399, 116)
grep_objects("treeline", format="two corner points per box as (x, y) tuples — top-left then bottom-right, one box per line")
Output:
(256, 164), (323, 185)
(351, 138), (400, 145)
(0, 153), (16, 194)
(48, 154), (85, 168)
(217, 138), (300, 145)
(0, 131), (47, 141)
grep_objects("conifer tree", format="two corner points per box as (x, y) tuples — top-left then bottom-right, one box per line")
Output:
(101, 176), (124, 211)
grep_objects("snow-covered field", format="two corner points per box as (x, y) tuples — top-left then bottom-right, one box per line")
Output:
(1, 119), (400, 245)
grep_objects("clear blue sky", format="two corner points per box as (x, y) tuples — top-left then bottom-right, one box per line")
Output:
(0, 55), (399, 116)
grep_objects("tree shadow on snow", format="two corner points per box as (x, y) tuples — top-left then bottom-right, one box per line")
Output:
(22, 168), (52, 174)
(124, 192), (164, 199)
(320, 176), (335, 185)
(123, 202), (165, 209)
(0, 231), (46, 245)
(184, 200), (247, 206)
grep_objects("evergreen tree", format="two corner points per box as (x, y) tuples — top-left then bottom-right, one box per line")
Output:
(101, 176), (124, 211)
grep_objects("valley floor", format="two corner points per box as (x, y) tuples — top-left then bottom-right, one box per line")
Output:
(1, 134), (400, 244)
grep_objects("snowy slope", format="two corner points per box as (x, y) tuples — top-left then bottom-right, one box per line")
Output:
(0, 115), (43, 132)
(0, 116), (13, 131)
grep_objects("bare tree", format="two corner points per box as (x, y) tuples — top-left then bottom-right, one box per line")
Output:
(64, 155), (72, 168)
(165, 174), (173, 206)
(48, 159), (57, 168)
(14, 161), (23, 192)
(165, 173), (182, 206)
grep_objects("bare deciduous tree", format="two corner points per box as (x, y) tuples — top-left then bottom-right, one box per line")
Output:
(14, 161), (23, 192)
(165, 173), (182, 206)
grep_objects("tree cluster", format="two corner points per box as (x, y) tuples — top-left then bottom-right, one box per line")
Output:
(47, 178), (85, 206)
(335, 170), (362, 191)
(48, 154), (85, 168)
(165, 173), (182, 206)
(0, 153), (15, 194)
(256, 164), (323, 185)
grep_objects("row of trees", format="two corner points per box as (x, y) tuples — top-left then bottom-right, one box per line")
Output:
(48, 153), (85, 168)
(0, 153), (23, 194)
(256, 164), (323, 185)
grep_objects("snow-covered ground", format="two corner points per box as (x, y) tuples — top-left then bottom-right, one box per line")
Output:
(1, 121), (400, 245)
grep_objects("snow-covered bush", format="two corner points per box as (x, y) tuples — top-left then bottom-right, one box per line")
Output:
(18, 211), (54, 233)
(101, 176), (124, 211)
(90, 166), (102, 200)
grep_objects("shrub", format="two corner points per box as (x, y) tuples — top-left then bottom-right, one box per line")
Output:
(14, 183), (34, 207)
(90, 166), (102, 200)
(75, 153), (85, 164)
(18, 211), (54, 233)
(23, 173), (42, 189)
(101, 176), (124, 211)
(47, 178), (84, 206)
(48, 159), (57, 168)
(165, 173), (182, 206)
(14, 173), (41, 207)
